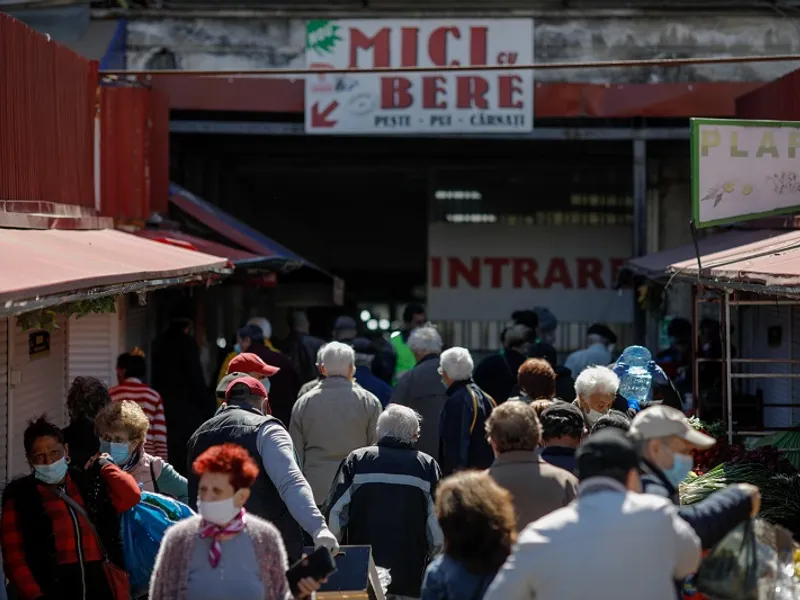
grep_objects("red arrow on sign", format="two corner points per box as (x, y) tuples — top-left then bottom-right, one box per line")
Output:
(311, 101), (339, 128)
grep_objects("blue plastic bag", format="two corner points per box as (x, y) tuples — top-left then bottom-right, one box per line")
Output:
(122, 491), (195, 590)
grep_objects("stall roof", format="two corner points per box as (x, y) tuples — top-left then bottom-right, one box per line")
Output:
(168, 183), (330, 276)
(0, 228), (228, 307)
(133, 229), (275, 267)
(627, 228), (800, 290)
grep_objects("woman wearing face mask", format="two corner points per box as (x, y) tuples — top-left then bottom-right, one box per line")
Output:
(572, 366), (619, 429)
(149, 443), (323, 600)
(95, 400), (189, 504)
(1, 415), (141, 600)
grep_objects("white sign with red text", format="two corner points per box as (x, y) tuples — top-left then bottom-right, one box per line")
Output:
(428, 223), (634, 323)
(304, 19), (534, 134)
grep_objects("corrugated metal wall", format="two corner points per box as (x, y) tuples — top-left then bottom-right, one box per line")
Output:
(67, 312), (120, 388)
(0, 14), (96, 206)
(149, 89), (170, 215)
(736, 69), (800, 120)
(100, 86), (170, 221)
(100, 86), (149, 221)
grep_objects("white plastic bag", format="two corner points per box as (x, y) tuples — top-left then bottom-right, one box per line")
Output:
(375, 567), (392, 595)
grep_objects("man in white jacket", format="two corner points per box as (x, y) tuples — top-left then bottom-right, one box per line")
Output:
(484, 429), (701, 600)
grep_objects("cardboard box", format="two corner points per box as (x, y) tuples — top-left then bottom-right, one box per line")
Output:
(305, 545), (386, 600)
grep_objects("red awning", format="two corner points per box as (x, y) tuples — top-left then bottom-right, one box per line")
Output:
(133, 229), (261, 266)
(627, 229), (800, 293)
(0, 228), (228, 306)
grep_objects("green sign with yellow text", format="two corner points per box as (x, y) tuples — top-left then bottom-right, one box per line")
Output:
(691, 117), (800, 227)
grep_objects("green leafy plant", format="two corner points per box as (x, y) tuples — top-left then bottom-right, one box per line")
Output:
(306, 20), (343, 55)
(16, 296), (117, 332)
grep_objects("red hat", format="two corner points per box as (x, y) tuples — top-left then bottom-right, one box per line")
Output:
(225, 375), (267, 399)
(228, 353), (280, 377)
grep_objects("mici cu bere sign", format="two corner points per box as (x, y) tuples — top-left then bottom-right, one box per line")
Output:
(304, 19), (534, 134)
(692, 118), (800, 228)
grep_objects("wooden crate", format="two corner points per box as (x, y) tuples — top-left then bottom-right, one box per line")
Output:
(307, 546), (386, 600)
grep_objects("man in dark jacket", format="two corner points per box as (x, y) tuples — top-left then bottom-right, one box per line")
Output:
(187, 376), (338, 561)
(630, 405), (760, 550)
(438, 347), (496, 476)
(238, 324), (301, 428)
(279, 310), (324, 385)
(151, 316), (214, 475)
(539, 401), (584, 474)
(474, 324), (534, 403)
(390, 325), (448, 459)
(325, 405), (442, 599)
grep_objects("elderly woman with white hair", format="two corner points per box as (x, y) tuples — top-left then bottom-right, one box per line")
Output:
(289, 341), (384, 505)
(437, 347), (497, 476)
(326, 404), (442, 600)
(390, 325), (449, 458)
(572, 365), (620, 429)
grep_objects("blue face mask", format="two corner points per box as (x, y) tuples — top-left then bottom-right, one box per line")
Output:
(33, 457), (69, 484)
(233, 343), (241, 354)
(100, 440), (132, 466)
(663, 451), (694, 487)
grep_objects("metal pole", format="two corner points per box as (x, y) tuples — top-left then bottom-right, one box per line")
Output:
(633, 139), (647, 343)
(725, 291), (734, 444)
(98, 52), (800, 77)
(691, 285), (700, 416)
(633, 139), (647, 257)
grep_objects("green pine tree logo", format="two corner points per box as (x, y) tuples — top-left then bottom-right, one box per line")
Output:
(307, 20), (343, 56)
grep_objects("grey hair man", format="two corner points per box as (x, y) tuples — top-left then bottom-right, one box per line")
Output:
(290, 342), (383, 504)
(487, 401), (577, 530)
(326, 403), (442, 600)
(390, 325), (448, 459)
(377, 404), (422, 444)
(437, 347), (496, 476)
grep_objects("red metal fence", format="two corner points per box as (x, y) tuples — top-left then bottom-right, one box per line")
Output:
(736, 69), (800, 120)
(0, 14), (97, 207)
(99, 86), (170, 221)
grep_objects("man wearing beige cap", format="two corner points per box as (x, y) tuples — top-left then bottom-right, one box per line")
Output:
(631, 405), (760, 550)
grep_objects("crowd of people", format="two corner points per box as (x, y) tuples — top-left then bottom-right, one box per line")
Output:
(0, 304), (760, 600)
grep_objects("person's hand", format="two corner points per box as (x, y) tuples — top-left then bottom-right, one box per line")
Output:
(313, 526), (340, 554)
(612, 362), (627, 377)
(85, 452), (112, 470)
(733, 483), (761, 517)
(295, 576), (325, 598)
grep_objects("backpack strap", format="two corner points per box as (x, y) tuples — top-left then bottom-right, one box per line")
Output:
(149, 461), (161, 495)
(468, 385), (497, 435)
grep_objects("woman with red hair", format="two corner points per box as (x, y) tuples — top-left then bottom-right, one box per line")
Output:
(149, 443), (322, 600)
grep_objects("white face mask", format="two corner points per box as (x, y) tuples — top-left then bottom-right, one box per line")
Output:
(197, 497), (240, 526)
(586, 409), (605, 426)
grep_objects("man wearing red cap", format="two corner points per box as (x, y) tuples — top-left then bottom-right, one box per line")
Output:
(215, 353), (281, 415)
(188, 375), (338, 562)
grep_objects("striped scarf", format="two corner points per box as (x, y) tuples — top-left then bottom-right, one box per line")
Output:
(198, 509), (246, 568)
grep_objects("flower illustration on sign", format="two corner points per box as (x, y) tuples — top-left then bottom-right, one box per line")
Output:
(701, 180), (755, 207)
(307, 20), (343, 56)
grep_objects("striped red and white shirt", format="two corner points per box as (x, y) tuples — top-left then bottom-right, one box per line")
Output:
(109, 378), (168, 460)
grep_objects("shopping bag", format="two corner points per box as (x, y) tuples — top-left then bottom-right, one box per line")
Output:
(695, 520), (758, 600)
(122, 491), (195, 590)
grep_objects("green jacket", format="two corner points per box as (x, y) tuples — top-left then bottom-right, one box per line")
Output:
(391, 332), (416, 380)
